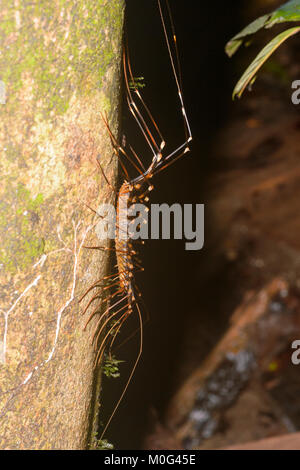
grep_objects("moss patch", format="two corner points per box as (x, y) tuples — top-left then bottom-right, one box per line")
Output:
(0, 182), (45, 273)
(0, 0), (123, 118)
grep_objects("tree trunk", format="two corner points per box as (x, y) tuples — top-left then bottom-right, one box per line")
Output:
(0, 0), (124, 449)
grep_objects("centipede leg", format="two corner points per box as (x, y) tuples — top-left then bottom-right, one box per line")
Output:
(79, 271), (121, 303)
(83, 289), (123, 331)
(92, 301), (129, 348)
(99, 300), (143, 440)
(94, 302), (130, 367)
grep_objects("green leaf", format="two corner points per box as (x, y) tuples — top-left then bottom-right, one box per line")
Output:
(95, 439), (114, 450)
(268, 0), (300, 26)
(102, 354), (124, 379)
(226, 15), (270, 57)
(226, 0), (300, 57)
(232, 26), (300, 99)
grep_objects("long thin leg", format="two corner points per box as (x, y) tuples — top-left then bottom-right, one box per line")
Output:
(99, 300), (143, 440)
(92, 300), (130, 347)
(153, 145), (190, 175)
(83, 289), (123, 330)
(108, 310), (131, 352)
(94, 298), (130, 365)
(83, 245), (137, 256)
(82, 280), (122, 316)
(100, 111), (147, 179)
(123, 0), (192, 180)
(165, 0), (183, 92)
(125, 41), (165, 152)
(94, 308), (131, 368)
(109, 289), (147, 353)
(79, 271), (121, 303)
(157, 0), (192, 142)
(100, 110), (153, 194)
(96, 158), (116, 192)
(124, 49), (164, 158)
(100, 111), (131, 180)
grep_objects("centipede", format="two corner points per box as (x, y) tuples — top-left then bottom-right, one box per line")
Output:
(79, 0), (192, 440)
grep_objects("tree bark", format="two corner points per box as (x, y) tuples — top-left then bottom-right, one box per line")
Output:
(0, 0), (124, 449)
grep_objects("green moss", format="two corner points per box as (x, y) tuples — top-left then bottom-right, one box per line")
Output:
(0, 182), (45, 273)
(0, 0), (124, 118)
(90, 438), (114, 450)
(16, 183), (44, 208)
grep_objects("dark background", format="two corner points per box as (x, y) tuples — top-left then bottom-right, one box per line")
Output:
(100, 0), (248, 449)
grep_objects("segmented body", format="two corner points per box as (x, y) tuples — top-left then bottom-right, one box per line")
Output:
(115, 182), (133, 294)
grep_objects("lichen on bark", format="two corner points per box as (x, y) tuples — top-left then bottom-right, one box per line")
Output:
(0, 0), (124, 449)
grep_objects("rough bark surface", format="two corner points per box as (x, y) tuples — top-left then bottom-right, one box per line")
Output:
(0, 0), (124, 449)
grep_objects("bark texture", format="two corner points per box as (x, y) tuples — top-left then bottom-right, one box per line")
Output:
(0, 0), (124, 449)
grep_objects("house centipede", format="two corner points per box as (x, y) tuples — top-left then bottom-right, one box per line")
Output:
(80, 0), (192, 440)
